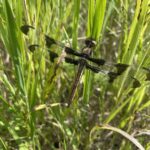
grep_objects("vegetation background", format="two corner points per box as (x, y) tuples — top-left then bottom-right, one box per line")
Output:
(0, 0), (150, 149)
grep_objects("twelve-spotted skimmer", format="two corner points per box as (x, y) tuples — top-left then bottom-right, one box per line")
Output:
(21, 25), (150, 106)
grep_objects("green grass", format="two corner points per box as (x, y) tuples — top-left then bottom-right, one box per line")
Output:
(0, 0), (150, 149)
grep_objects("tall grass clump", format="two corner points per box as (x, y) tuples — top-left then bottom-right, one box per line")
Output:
(0, 0), (150, 149)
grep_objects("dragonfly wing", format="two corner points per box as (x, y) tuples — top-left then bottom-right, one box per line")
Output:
(87, 57), (106, 65)
(65, 57), (79, 65)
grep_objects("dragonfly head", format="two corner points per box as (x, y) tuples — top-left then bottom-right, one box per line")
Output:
(85, 38), (96, 48)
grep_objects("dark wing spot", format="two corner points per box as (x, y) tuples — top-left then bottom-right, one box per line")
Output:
(86, 63), (100, 73)
(48, 51), (58, 62)
(65, 57), (79, 65)
(45, 35), (56, 48)
(115, 63), (129, 75)
(131, 77), (141, 88)
(65, 47), (76, 55)
(20, 25), (34, 35)
(28, 44), (39, 52)
(65, 47), (87, 58)
(108, 72), (119, 83)
(88, 57), (106, 66)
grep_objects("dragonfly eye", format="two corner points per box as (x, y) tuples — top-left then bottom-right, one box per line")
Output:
(85, 38), (96, 48)
(20, 25), (34, 35)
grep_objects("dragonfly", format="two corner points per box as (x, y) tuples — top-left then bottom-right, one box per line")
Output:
(21, 25), (150, 106)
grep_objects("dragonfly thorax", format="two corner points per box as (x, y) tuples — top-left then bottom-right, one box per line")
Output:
(82, 47), (92, 56)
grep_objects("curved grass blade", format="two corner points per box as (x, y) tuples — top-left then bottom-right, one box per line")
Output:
(90, 124), (145, 150)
